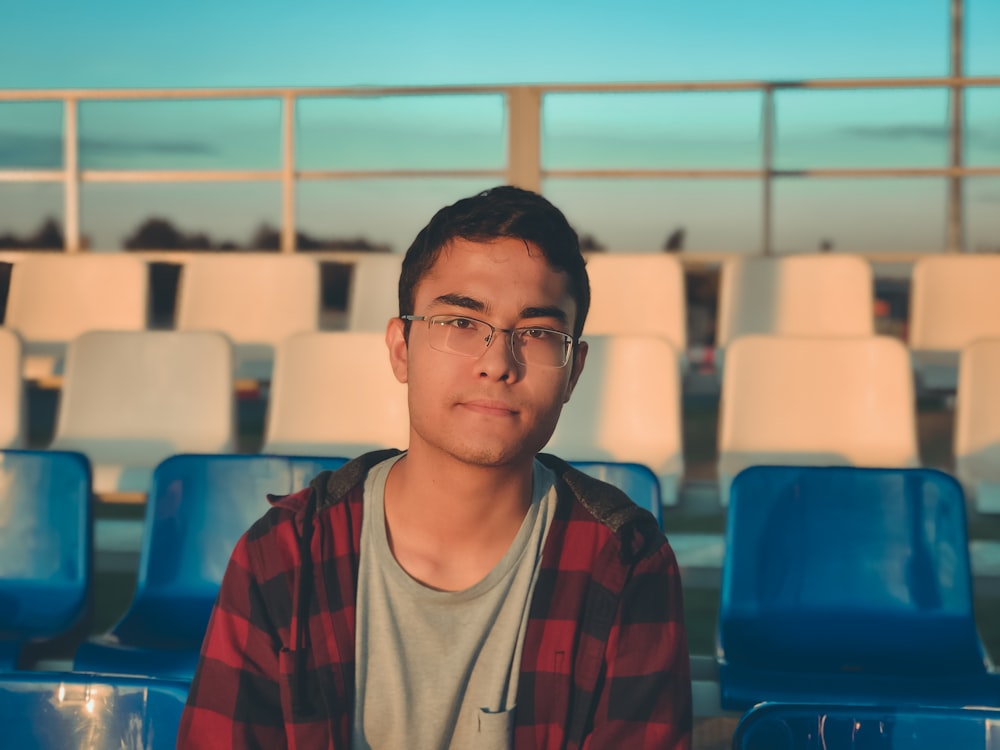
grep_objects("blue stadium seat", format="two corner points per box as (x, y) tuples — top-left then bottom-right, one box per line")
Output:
(570, 460), (662, 525)
(74, 453), (347, 681)
(718, 465), (1000, 711)
(0, 449), (92, 669)
(0, 671), (188, 749)
(732, 702), (1000, 750)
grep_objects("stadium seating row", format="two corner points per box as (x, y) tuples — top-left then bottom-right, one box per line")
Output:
(0, 326), (682, 501)
(4, 326), (1000, 510)
(3, 674), (999, 749)
(4, 455), (999, 747)
(3, 251), (1000, 388)
(0, 450), (659, 679)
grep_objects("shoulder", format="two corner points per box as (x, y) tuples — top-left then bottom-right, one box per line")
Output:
(239, 449), (402, 570)
(538, 453), (666, 566)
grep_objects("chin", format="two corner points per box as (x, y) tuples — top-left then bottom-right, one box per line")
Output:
(437, 437), (533, 468)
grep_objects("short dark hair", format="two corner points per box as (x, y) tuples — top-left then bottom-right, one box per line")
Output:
(398, 185), (590, 339)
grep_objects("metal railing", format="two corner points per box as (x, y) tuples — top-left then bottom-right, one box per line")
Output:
(2, 76), (1000, 256)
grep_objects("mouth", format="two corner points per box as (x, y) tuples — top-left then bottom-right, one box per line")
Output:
(459, 399), (519, 417)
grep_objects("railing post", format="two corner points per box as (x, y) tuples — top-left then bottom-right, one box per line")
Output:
(947, 0), (965, 253)
(761, 86), (775, 256)
(63, 98), (80, 252)
(281, 92), (296, 253)
(506, 87), (542, 193)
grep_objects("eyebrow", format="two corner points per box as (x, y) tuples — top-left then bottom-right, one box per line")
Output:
(520, 306), (569, 325)
(431, 295), (569, 327)
(431, 294), (485, 313)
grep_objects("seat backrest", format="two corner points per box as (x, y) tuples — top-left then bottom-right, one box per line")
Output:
(732, 702), (1000, 750)
(955, 337), (1000, 496)
(582, 253), (686, 353)
(568, 461), (662, 524)
(0, 450), (91, 666)
(4, 254), (149, 344)
(346, 253), (403, 332)
(175, 254), (320, 346)
(716, 255), (874, 349)
(720, 465), (984, 679)
(128, 454), (294, 642)
(0, 328), (24, 448)
(51, 330), (234, 456)
(544, 334), (683, 505)
(122, 453), (347, 644)
(910, 255), (1000, 352)
(0, 671), (189, 750)
(718, 335), (919, 500)
(263, 331), (409, 456)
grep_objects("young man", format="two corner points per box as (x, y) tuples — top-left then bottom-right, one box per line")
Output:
(178, 186), (692, 749)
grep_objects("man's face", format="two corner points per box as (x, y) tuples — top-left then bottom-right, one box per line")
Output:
(386, 237), (587, 469)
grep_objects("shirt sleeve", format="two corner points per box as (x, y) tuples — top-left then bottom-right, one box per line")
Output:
(176, 532), (288, 749)
(583, 539), (693, 750)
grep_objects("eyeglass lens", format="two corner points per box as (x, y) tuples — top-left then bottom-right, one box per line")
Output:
(428, 316), (570, 367)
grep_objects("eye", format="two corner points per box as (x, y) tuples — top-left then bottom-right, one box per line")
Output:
(521, 328), (555, 340)
(444, 316), (480, 331)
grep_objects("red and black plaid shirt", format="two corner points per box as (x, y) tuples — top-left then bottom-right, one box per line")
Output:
(178, 450), (692, 749)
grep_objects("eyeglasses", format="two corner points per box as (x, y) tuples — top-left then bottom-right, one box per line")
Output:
(401, 314), (575, 368)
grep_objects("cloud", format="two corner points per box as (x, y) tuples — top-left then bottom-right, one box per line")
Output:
(0, 130), (217, 167)
(840, 124), (1000, 150)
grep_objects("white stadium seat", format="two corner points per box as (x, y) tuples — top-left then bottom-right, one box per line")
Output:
(176, 253), (320, 380)
(909, 255), (1000, 391)
(50, 330), (235, 494)
(717, 335), (919, 504)
(263, 331), (409, 457)
(4, 254), (149, 380)
(955, 338), (1000, 512)
(544, 334), (684, 506)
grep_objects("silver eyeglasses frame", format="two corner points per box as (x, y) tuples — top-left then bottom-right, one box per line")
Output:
(400, 314), (575, 368)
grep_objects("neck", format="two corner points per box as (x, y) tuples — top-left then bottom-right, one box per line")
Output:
(387, 445), (535, 536)
(381, 446), (537, 590)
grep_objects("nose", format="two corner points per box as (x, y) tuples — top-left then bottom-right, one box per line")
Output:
(478, 328), (521, 381)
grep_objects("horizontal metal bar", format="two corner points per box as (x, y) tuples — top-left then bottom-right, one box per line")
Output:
(0, 170), (64, 182)
(85, 168), (503, 182)
(296, 168), (505, 180)
(546, 166), (1000, 180)
(2, 163), (997, 187)
(2, 76), (999, 102)
(536, 76), (1000, 93)
(0, 86), (513, 102)
(546, 168), (765, 179)
(80, 169), (282, 183)
(774, 166), (1000, 178)
(4, 165), (998, 187)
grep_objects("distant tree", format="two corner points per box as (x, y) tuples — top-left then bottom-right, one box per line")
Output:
(0, 216), (64, 249)
(293, 229), (391, 253)
(29, 217), (64, 248)
(122, 216), (392, 252)
(186, 232), (213, 250)
(248, 223), (281, 250)
(819, 238), (834, 252)
(124, 217), (240, 250)
(578, 233), (605, 252)
(663, 227), (685, 252)
(124, 217), (187, 250)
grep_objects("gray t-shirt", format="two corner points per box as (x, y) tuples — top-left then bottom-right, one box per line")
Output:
(351, 454), (557, 750)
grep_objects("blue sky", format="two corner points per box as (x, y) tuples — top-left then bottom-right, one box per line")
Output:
(1, 0), (998, 252)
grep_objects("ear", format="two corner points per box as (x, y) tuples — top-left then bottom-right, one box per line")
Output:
(385, 317), (409, 384)
(563, 339), (588, 403)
